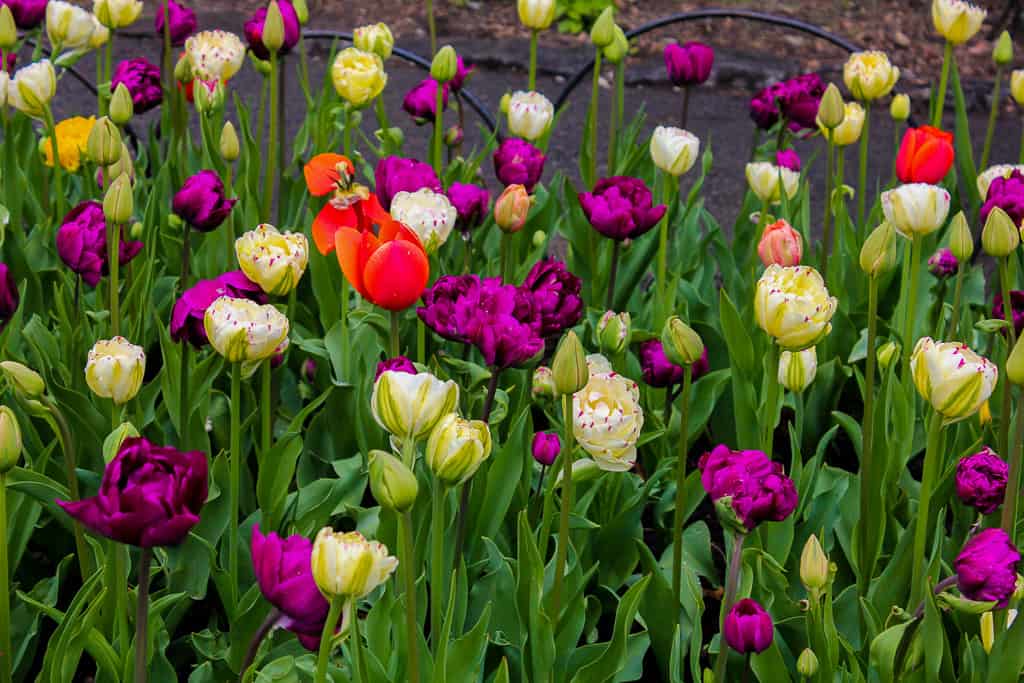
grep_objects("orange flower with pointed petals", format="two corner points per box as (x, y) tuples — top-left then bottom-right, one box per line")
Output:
(304, 153), (392, 255)
(334, 221), (429, 311)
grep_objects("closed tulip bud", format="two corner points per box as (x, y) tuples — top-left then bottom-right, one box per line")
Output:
(843, 51), (900, 102)
(103, 173), (134, 224)
(494, 184), (533, 233)
(661, 316), (704, 366)
(779, 347), (817, 393)
(597, 311), (631, 356)
(174, 52), (193, 82)
(797, 649), (819, 677)
(982, 206), (1020, 257)
(262, 0), (286, 53)
(994, 30), (1014, 65)
(948, 211), (974, 262)
(87, 117), (122, 166)
(800, 534), (829, 593)
(603, 25), (629, 64)
(0, 362), (45, 398)
(85, 337), (145, 404)
(589, 7), (615, 48)
(106, 143), (134, 187)
(109, 83), (134, 125)
(877, 341), (900, 371)
(518, 0), (556, 30)
(310, 528), (397, 598)
(1007, 336), (1024, 385)
(368, 450), (419, 512)
(532, 366), (556, 400)
(354, 23), (394, 60)
(1013, 71), (1024, 107)
(890, 93), (911, 121)
(981, 611), (996, 653)
(552, 330), (588, 396)
(425, 413), (492, 486)
(444, 124), (463, 147)
(129, 221), (143, 240)
(0, 6), (16, 50)
(532, 229), (546, 248)
(817, 83), (845, 129)
(0, 406), (22, 473)
(292, 0), (309, 25)
(860, 222), (898, 277)
(220, 121), (240, 162)
(818, 101), (864, 147)
(431, 45), (458, 83)
(499, 92), (511, 115)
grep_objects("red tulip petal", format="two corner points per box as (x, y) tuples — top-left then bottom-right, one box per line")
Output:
(303, 153), (351, 196)
(313, 203), (359, 255)
(335, 227), (373, 299)
(363, 240), (430, 311)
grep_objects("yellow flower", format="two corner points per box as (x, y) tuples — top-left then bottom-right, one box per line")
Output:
(573, 369), (644, 472)
(203, 296), (289, 366)
(310, 529), (397, 599)
(745, 161), (800, 204)
(353, 23), (394, 60)
(186, 30), (245, 81)
(425, 413), (492, 486)
(370, 370), (459, 444)
(331, 47), (386, 108)
(389, 188), (456, 254)
(755, 265), (837, 351)
(650, 126), (700, 176)
(235, 224), (309, 296)
(779, 347), (817, 393)
(911, 337), (998, 423)
(9, 59), (56, 118)
(932, 0), (986, 45)
(818, 102), (864, 147)
(507, 90), (554, 141)
(85, 336), (145, 405)
(518, 0), (556, 30)
(92, 0), (142, 29)
(881, 183), (951, 239)
(88, 16), (109, 48)
(41, 116), (95, 172)
(1012, 70), (1024, 107)
(843, 51), (899, 101)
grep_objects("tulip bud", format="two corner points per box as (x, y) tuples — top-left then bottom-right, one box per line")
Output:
(194, 79), (226, 114)
(551, 330), (588, 396)
(354, 23), (394, 60)
(597, 311), (631, 356)
(1013, 71), (1024, 107)
(818, 83), (845, 129)
(948, 211), (974, 262)
(590, 7), (616, 48)
(995, 30), (1014, 66)
(425, 413), (492, 486)
(518, 0), (556, 31)
(877, 341), (900, 371)
(603, 25), (629, 64)
(292, 0), (309, 25)
(1007, 336), (1024, 386)
(982, 206), (1020, 257)
(0, 6), (16, 51)
(109, 83), (134, 125)
(499, 92), (511, 115)
(532, 366), (556, 400)
(531, 431), (560, 466)
(130, 222), (143, 240)
(494, 184), (533, 233)
(661, 316), (704, 366)
(779, 347), (817, 393)
(87, 117), (123, 166)
(262, 0), (286, 54)
(0, 361), (45, 398)
(220, 121), (240, 162)
(431, 45), (458, 83)
(368, 450), (419, 512)
(174, 52), (194, 83)
(532, 229), (546, 248)
(106, 143), (134, 187)
(981, 611), (996, 653)
(444, 124), (463, 148)
(0, 406), (22, 474)
(859, 222), (898, 277)
(103, 173), (134, 224)
(797, 649), (819, 678)
(890, 93), (911, 121)
(800, 534), (829, 593)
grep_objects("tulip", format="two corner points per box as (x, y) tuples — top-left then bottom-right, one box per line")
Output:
(430, 45), (457, 83)
(661, 317), (704, 367)
(520, 259), (584, 339)
(881, 183), (951, 238)
(57, 201), (142, 287)
(402, 77), (447, 122)
(203, 296), (290, 365)
(85, 336), (145, 404)
(447, 182), (490, 235)
(817, 101), (864, 146)
(0, 405), (20, 475)
(1, 0), (45, 30)
(932, 0), (986, 45)
(185, 30), (245, 81)
(724, 599), (774, 654)
(911, 337), (997, 423)
(375, 355), (417, 380)
(532, 432), (560, 466)
(1013, 70), (1024, 107)
(517, 0), (555, 30)
(895, 126), (954, 184)
(220, 121), (239, 162)
(332, 47), (386, 108)
(108, 83), (133, 125)
(955, 528), (1020, 607)
(755, 265), (837, 351)
(578, 176), (666, 241)
(948, 211), (974, 262)
(982, 206), (1020, 257)
(927, 248), (958, 279)
(649, 126), (699, 176)
(956, 447), (1008, 514)
(368, 450), (419, 512)
(154, 0), (196, 46)
(9, 59), (55, 118)
(371, 369), (458, 444)
(310, 529), (397, 599)
(93, 0), (142, 29)
(603, 24), (628, 64)
(817, 83), (845, 129)
(507, 90), (554, 141)
(46, 1), (94, 50)
(891, 93), (911, 121)
(493, 138), (546, 191)
(859, 222), (898, 277)
(235, 224), (309, 296)
(800, 534), (829, 593)
(170, 271), (265, 348)
(41, 116), (95, 172)
(573, 368), (643, 472)
(638, 339), (685, 388)
(978, 164), (1024, 199)
(663, 42), (713, 87)
(843, 50), (899, 101)
(532, 366), (556, 400)
(0, 264), (17, 334)
(551, 330), (589, 396)
(745, 162), (800, 204)
(757, 218), (802, 267)
(797, 649), (820, 678)
(389, 188), (457, 254)
(425, 412), (492, 486)
(244, 0), (300, 60)
(251, 526), (330, 648)
(0, 361), (44, 399)
(110, 57), (162, 114)
(778, 347), (817, 393)
(699, 445), (798, 531)
(749, 73), (824, 132)
(103, 171), (134, 224)
(589, 6), (615, 48)
(333, 218), (430, 311)
(353, 22), (394, 60)
(449, 56), (473, 92)
(173, 170), (236, 232)
(493, 184), (533, 234)
(597, 311), (630, 356)
(981, 169), (1024, 227)
(88, 16), (109, 48)
(374, 156), (441, 210)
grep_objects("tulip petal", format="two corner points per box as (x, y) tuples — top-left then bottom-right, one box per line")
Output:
(335, 227), (374, 300)
(363, 240), (429, 311)
(303, 153), (350, 196)
(313, 203), (357, 255)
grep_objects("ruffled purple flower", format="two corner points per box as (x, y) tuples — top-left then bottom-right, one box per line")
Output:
(578, 176), (666, 242)
(0, 0), (47, 30)
(956, 448), (1009, 514)
(0, 263), (18, 333)
(447, 182), (490, 234)
(928, 248), (958, 279)
(664, 42), (714, 87)
(749, 73), (825, 132)
(638, 339), (685, 388)
(724, 599), (774, 654)
(172, 170), (237, 232)
(170, 270), (266, 348)
(775, 149), (801, 172)
(954, 528), (1021, 607)
(56, 201), (143, 288)
(154, 0), (197, 47)
(375, 356), (418, 380)
(699, 444), (798, 531)
(244, 0), (301, 60)
(375, 156), (442, 211)
(402, 78), (448, 122)
(493, 138), (546, 192)
(532, 432), (560, 466)
(111, 58), (163, 114)
(992, 290), (1024, 337)
(519, 259), (583, 339)
(981, 170), (1024, 228)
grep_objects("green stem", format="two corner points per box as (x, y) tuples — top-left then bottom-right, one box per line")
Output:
(417, 319), (425, 365)
(857, 100), (872, 233)
(133, 547), (152, 683)
(858, 277), (879, 596)
(340, 279), (350, 380)
(43, 107), (64, 220)
(425, 0), (436, 56)
(608, 60), (624, 173)
(551, 393), (574, 623)
(909, 413), (944, 606)
(44, 400), (91, 579)
(261, 359), (271, 455)
(671, 368), (693, 606)
(375, 95), (390, 133)
(112, 541), (128, 656)
(390, 310), (400, 358)
(1003, 387), (1024, 544)
(656, 172), (675, 326)
(947, 263), (965, 339)
(229, 363), (241, 613)
(762, 346), (780, 458)
(430, 482), (446, 649)
(606, 240), (620, 311)
(528, 30), (538, 91)
(999, 257), (1018, 460)
(680, 86), (691, 130)
(399, 511), (421, 683)
(179, 342), (190, 449)
(433, 83), (444, 177)
(587, 51), (603, 187)
(902, 236), (923, 382)
(980, 66), (1003, 171)
(262, 51), (280, 223)
(712, 534), (746, 683)
(108, 221), (120, 336)
(500, 232), (510, 281)
(350, 602), (369, 683)
(822, 131), (834, 278)
(102, 38), (113, 115)
(0, 476), (10, 683)
(932, 41), (953, 128)
(314, 597), (345, 683)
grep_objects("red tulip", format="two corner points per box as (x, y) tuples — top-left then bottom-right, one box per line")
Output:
(334, 219), (429, 311)
(304, 153), (394, 255)
(896, 126), (954, 184)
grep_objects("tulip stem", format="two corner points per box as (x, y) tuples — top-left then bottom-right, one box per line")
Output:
(608, 60), (624, 173)
(856, 101), (871, 234)
(43, 107), (64, 221)
(433, 83), (444, 178)
(350, 602), (369, 683)
(933, 41), (953, 128)
(240, 607), (281, 681)
(528, 30), (538, 91)
(42, 398), (92, 579)
(112, 541), (129, 656)
(179, 342), (190, 449)
(454, 370), (500, 560)
(261, 359), (272, 455)
(680, 86), (691, 131)
(133, 547), (152, 683)
(398, 511), (421, 683)
(0, 475), (10, 683)
(314, 596), (345, 683)
(909, 412), (945, 607)
(551, 393), (574, 624)
(712, 533), (746, 683)
(858, 276), (879, 598)
(671, 367), (693, 607)
(901, 235), (923, 382)
(430, 482), (447, 649)
(340, 280), (351, 380)
(606, 240), (620, 311)
(656, 171), (674, 326)
(262, 50), (280, 223)
(998, 257), (1018, 460)
(587, 51), (603, 187)
(500, 232), (510, 282)
(108, 221), (121, 337)
(229, 362), (241, 614)
(425, 0), (436, 56)
(980, 66), (1003, 172)
(1003, 387), (1024, 543)
(390, 310), (400, 358)
(762, 346), (780, 459)
(822, 130), (834, 279)
(948, 263), (965, 339)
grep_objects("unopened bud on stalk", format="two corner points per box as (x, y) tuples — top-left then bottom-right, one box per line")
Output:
(292, 0), (309, 25)
(551, 330), (588, 396)
(0, 406), (22, 474)
(948, 211), (974, 262)
(368, 450), (419, 512)
(818, 83), (845, 129)
(797, 649), (819, 678)
(109, 83), (134, 125)
(444, 125), (463, 148)
(877, 341), (900, 371)
(499, 92), (511, 115)
(220, 121), (240, 162)
(130, 222), (143, 240)
(890, 93), (910, 122)
(531, 366), (556, 400)
(0, 6), (16, 50)
(1007, 336), (1024, 385)
(532, 229), (546, 247)
(597, 311), (630, 356)
(103, 173), (134, 223)
(589, 7), (616, 48)
(800, 534), (829, 593)
(431, 45), (458, 83)
(174, 53), (193, 83)
(661, 316), (704, 366)
(995, 30), (1014, 66)
(106, 143), (134, 187)
(87, 117), (122, 166)
(859, 222), (898, 277)
(603, 25), (628, 64)
(982, 206), (1020, 257)
(262, 0), (286, 53)
(0, 361), (45, 398)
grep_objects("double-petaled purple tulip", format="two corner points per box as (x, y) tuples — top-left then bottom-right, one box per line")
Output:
(58, 437), (208, 548)
(956, 448), (1009, 515)
(0, 263), (18, 333)
(155, 0), (197, 47)
(750, 73), (825, 132)
(981, 170), (1024, 228)
(520, 259), (583, 339)
(402, 78), (448, 123)
(723, 599), (774, 654)
(578, 176), (666, 242)
(992, 290), (1024, 337)
(251, 525), (331, 651)
(447, 182), (490, 235)
(954, 528), (1021, 607)
(638, 339), (685, 388)
(928, 248), (958, 279)
(172, 170), (237, 232)
(244, 0), (301, 60)
(532, 432), (560, 466)
(0, 0), (47, 30)
(776, 149), (801, 173)
(375, 355), (418, 380)
(111, 58), (163, 114)
(699, 444), (798, 531)
(56, 201), (143, 288)
(170, 270), (266, 347)
(375, 156), (442, 210)
(493, 138), (546, 192)
(664, 42), (714, 87)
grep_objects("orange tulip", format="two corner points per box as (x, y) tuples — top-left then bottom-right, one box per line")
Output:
(895, 126), (954, 185)
(304, 153), (392, 255)
(334, 220), (430, 311)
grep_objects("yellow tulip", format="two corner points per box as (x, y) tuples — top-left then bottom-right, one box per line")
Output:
(41, 116), (96, 172)
(310, 529), (398, 599)
(755, 265), (837, 351)
(843, 51), (899, 101)
(331, 47), (386, 108)
(1011, 70), (1024, 106)
(46, 1), (95, 50)
(353, 23), (394, 60)
(932, 0), (986, 45)
(9, 59), (56, 119)
(85, 336), (145, 405)
(92, 0), (142, 29)
(235, 224), (309, 296)
(779, 347), (817, 393)
(425, 413), (492, 486)
(818, 102), (864, 147)
(745, 161), (799, 204)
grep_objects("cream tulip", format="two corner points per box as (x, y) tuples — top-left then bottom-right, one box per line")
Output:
(353, 23), (394, 60)
(932, 0), (986, 45)
(650, 126), (699, 176)
(203, 296), (290, 364)
(911, 337), (997, 423)
(755, 265), (837, 351)
(186, 30), (246, 81)
(881, 183), (951, 239)
(745, 162), (800, 204)
(517, 0), (556, 30)
(425, 413), (492, 486)
(370, 370), (459, 444)
(235, 224), (309, 296)
(92, 0), (142, 29)
(573, 370), (644, 472)
(46, 1), (95, 51)
(310, 529), (398, 599)
(85, 336), (145, 405)
(842, 51), (899, 101)
(507, 90), (554, 141)
(9, 60), (56, 118)
(389, 188), (457, 254)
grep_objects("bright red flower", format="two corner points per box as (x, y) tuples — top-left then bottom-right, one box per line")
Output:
(303, 153), (395, 255)
(895, 125), (954, 184)
(334, 220), (429, 311)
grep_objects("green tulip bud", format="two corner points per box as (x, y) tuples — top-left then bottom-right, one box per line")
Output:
(292, 0), (309, 25)
(499, 92), (511, 115)
(174, 53), (193, 83)
(661, 316), (704, 366)
(859, 222), (898, 277)
(0, 362), (45, 398)
(102, 422), (139, 464)
(948, 211), (974, 262)
(109, 82), (134, 125)
(531, 366), (556, 401)
(995, 30), (1014, 66)
(603, 25), (629, 64)
(890, 93), (910, 121)
(589, 7), (616, 48)
(444, 124), (463, 148)
(368, 450), (419, 512)
(103, 173), (134, 224)
(551, 330), (589, 396)
(597, 311), (631, 356)
(0, 6), (16, 51)
(982, 206), (1020, 257)
(877, 341), (900, 371)
(431, 45), (458, 83)
(194, 79), (226, 113)
(532, 229), (546, 248)
(0, 405), (22, 474)
(262, 0), (286, 53)
(106, 143), (134, 187)
(779, 347), (817, 393)
(1007, 335), (1024, 386)
(86, 117), (122, 166)
(818, 83), (846, 129)
(800, 534), (829, 593)
(220, 121), (240, 162)
(797, 649), (819, 678)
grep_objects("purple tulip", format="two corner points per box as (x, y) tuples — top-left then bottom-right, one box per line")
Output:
(664, 42), (714, 87)
(0, 0), (46, 30)
(375, 156), (442, 211)
(56, 201), (143, 288)
(375, 355), (418, 380)
(155, 0), (197, 47)
(493, 138), (546, 192)
(172, 170), (237, 232)
(699, 444), (798, 531)
(928, 248), (959, 279)
(749, 73), (825, 132)
(170, 270), (266, 347)
(450, 56), (474, 92)
(532, 432), (560, 466)
(244, 0), (301, 60)
(775, 149), (801, 173)
(578, 176), (666, 242)
(447, 182), (490, 234)
(58, 437), (208, 548)
(0, 263), (18, 332)
(981, 169), (1024, 227)
(519, 259), (583, 339)
(992, 290), (1024, 337)
(402, 78), (448, 122)
(954, 528), (1021, 607)
(723, 599), (774, 654)
(956, 448), (1009, 514)
(111, 58), (163, 114)
(638, 339), (685, 388)
(302, 358), (317, 383)
(251, 525), (330, 650)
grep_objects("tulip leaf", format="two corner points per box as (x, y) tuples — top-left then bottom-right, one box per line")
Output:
(751, 641), (793, 683)
(569, 574), (649, 683)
